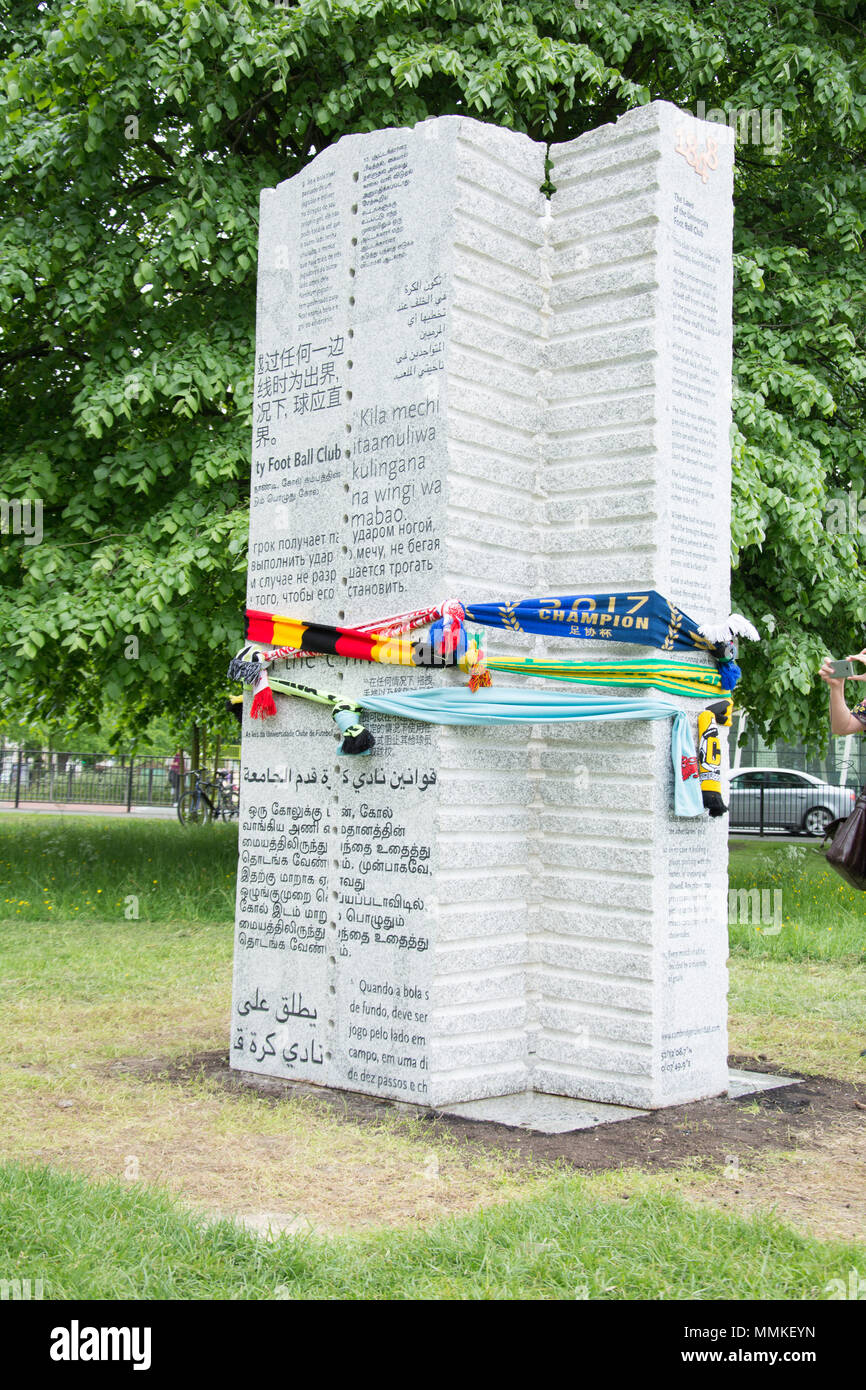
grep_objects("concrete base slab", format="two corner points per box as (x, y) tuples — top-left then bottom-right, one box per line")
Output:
(439, 1091), (647, 1134)
(726, 1067), (800, 1099)
(437, 1069), (800, 1134)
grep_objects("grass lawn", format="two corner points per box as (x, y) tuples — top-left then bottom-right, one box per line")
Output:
(729, 957), (865, 1082)
(0, 815), (863, 1299)
(1, 1161), (860, 1301)
(727, 838), (866, 1079)
(729, 838), (866, 963)
(0, 814), (238, 923)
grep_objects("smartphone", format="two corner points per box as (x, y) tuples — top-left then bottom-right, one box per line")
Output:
(828, 658), (859, 679)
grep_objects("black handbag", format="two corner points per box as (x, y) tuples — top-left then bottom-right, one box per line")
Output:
(825, 788), (866, 891)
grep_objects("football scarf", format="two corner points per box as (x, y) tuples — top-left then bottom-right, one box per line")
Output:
(463, 590), (710, 653)
(244, 597), (758, 689)
(237, 675), (706, 817)
(485, 656), (725, 700)
(231, 642), (724, 713)
(246, 593), (707, 654)
(697, 698), (733, 816)
(251, 605), (442, 661)
(243, 611), (474, 669)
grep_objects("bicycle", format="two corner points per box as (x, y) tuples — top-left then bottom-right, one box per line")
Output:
(218, 768), (240, 821)
(177, 769), (239, 826)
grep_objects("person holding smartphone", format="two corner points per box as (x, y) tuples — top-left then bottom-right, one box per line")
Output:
(820, 652), (866, 1059)
(818, 651), (866, 733)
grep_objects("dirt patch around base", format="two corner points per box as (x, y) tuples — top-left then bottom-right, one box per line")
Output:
(112, 1049), (864, 1174)
(97, 1049), (866, 1240)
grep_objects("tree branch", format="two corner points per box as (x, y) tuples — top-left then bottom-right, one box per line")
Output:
(123, 174), (171, 198)
(0, 343), (52, 368)
(143, 137), (176, 169)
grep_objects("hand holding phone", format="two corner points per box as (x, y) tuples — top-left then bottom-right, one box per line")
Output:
(828, 658), (858, 679)
(827, 657), (866, 680)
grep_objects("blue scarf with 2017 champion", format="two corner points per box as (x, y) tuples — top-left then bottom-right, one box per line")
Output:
(463, 591), (711, 654)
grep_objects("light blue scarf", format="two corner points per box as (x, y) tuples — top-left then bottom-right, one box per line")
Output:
(326, 687), (705, 817)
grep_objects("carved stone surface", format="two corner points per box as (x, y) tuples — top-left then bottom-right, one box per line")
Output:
(232, 104), (735, 1108)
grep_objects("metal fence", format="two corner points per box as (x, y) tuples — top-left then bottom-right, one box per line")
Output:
(3, 741), (860, 834)
(0, 750), (241, 812)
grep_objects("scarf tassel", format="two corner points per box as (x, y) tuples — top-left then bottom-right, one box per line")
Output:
(228, 656), (265, 686)
(332, 704), (375, 755)
(250, 669), (277, 719)
(718, 659), (741, 691)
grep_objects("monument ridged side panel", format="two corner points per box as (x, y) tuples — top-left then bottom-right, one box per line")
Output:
(530, 103), (735, 1107)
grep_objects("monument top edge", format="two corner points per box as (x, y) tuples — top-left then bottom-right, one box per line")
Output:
(549, 98), (735, 155)
(261, 101), (733, 198)
(263, 113), (539, 196)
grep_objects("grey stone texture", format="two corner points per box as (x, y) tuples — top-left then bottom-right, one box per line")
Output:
(232, 103), (735, 1108)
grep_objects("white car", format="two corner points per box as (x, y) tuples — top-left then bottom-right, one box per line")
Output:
(729, 766), (856, 836)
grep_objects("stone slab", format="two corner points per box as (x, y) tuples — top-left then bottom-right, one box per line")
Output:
(438, 1070), (801, 1134)
(726, 1068), (802, 1099)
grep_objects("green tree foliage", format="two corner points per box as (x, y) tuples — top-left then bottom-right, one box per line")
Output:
(0, 0), (864, 745)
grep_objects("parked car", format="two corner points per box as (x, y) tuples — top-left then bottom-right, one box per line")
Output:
(729, 767), (856, 836)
